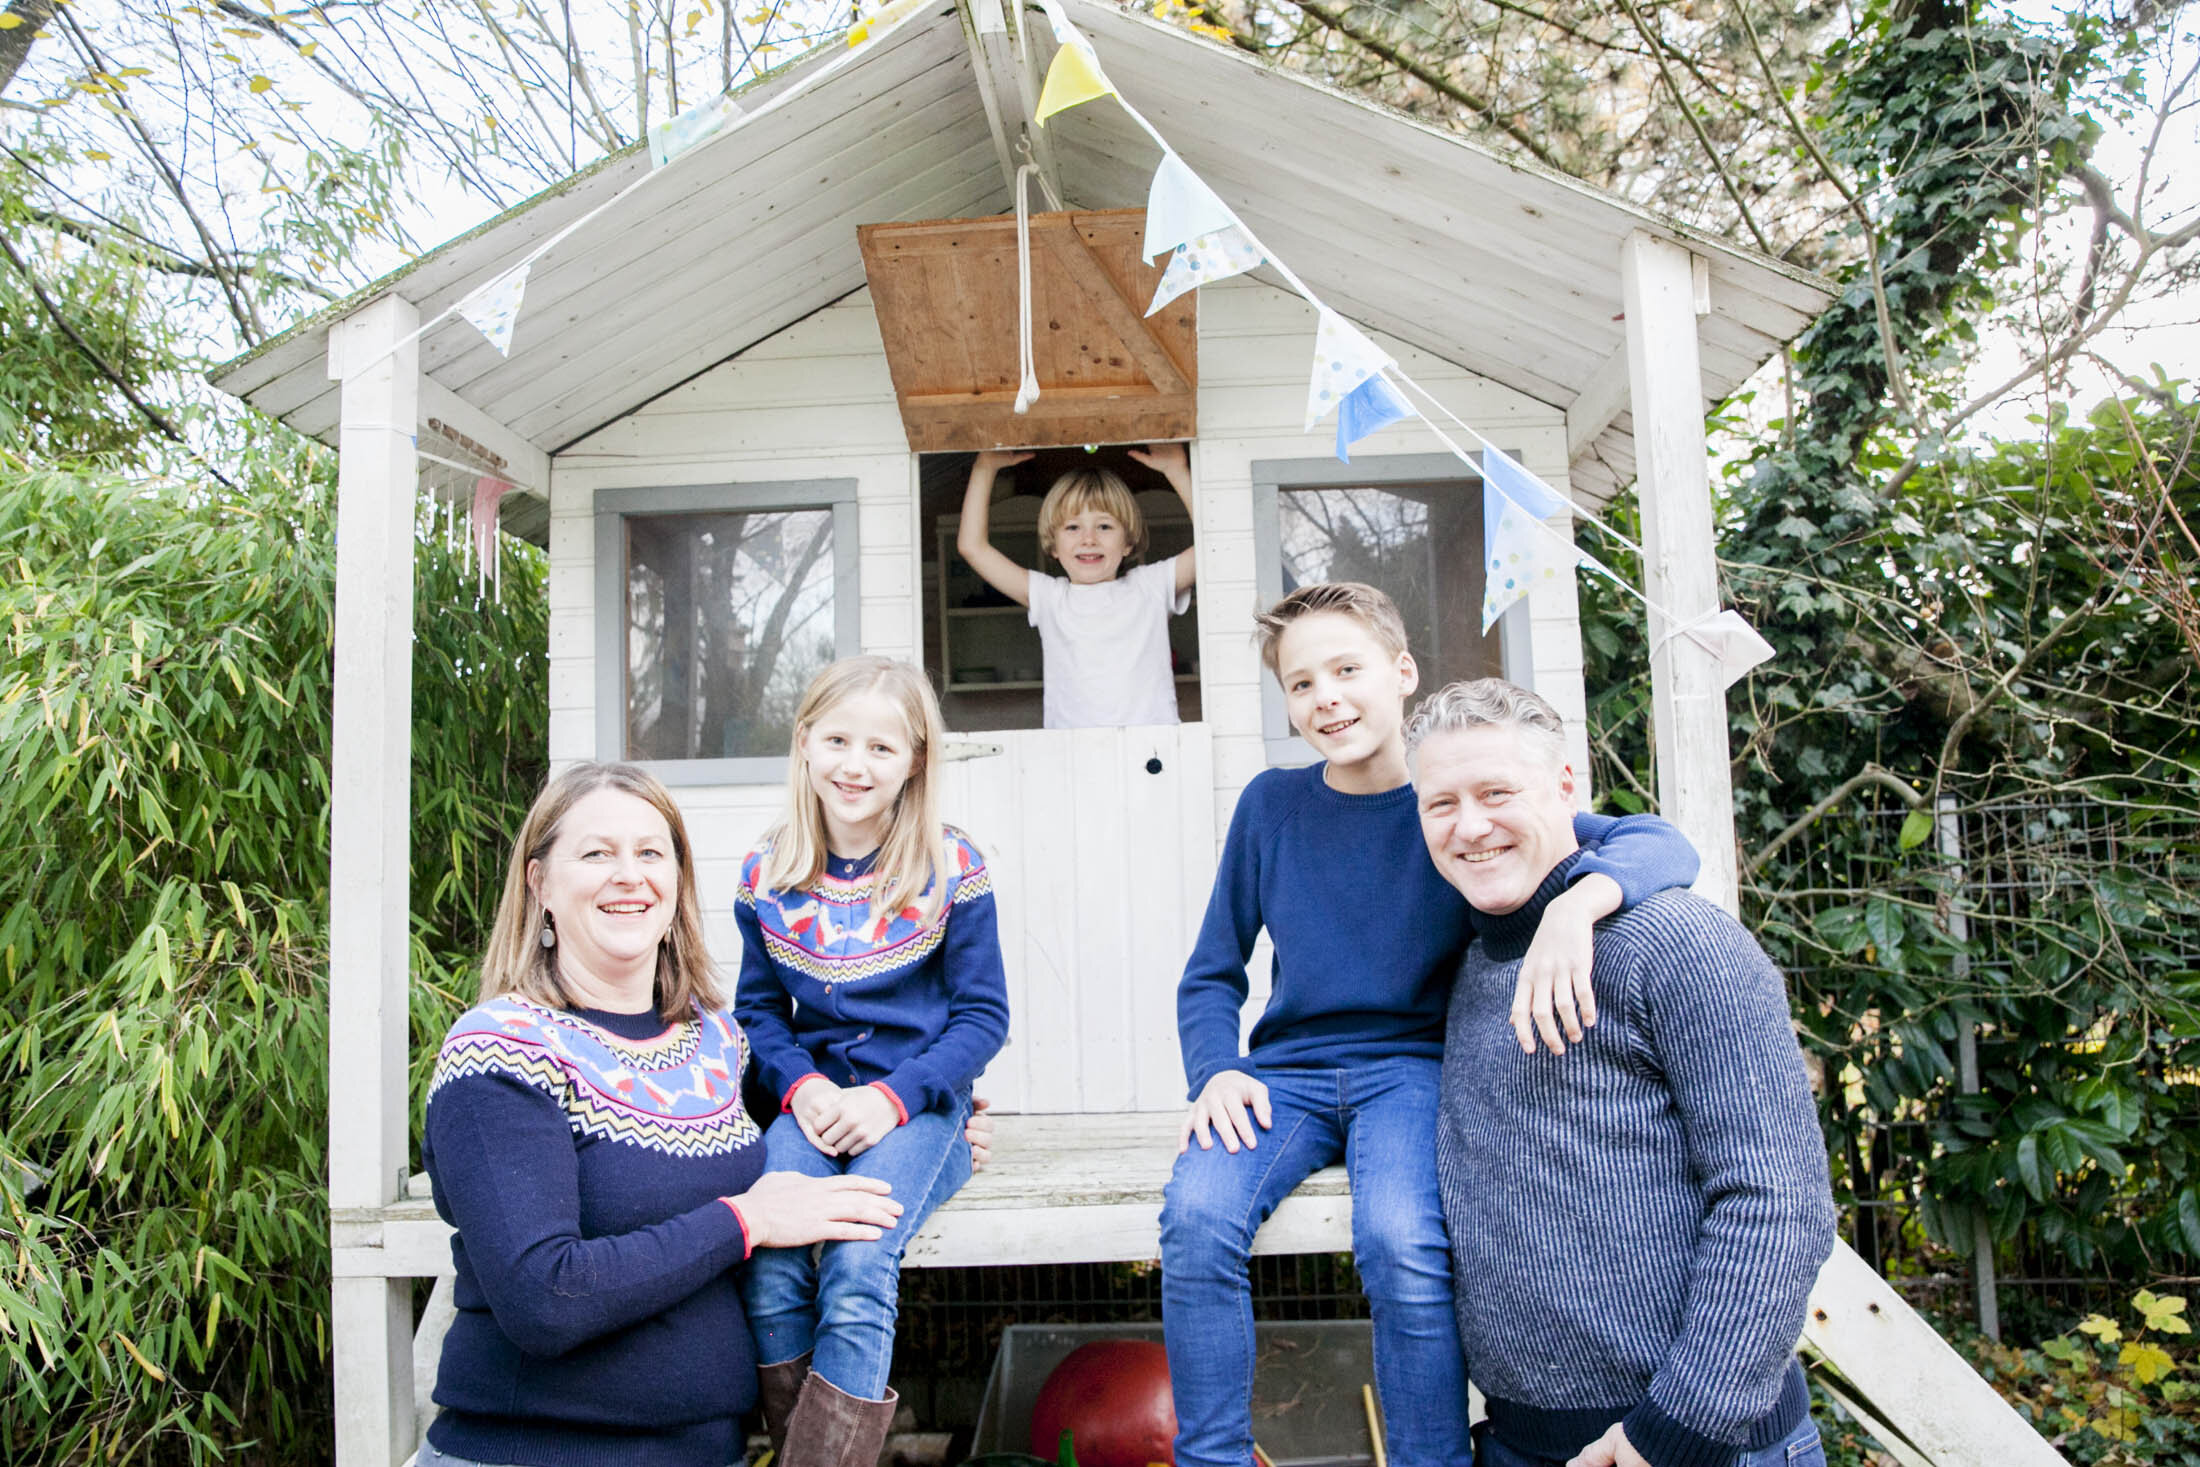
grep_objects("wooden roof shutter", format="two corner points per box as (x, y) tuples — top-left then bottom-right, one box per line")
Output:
(857, 208), (1197, 452)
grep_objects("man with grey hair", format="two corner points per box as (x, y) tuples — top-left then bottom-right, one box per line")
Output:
(1407, 678), (1836, 1467)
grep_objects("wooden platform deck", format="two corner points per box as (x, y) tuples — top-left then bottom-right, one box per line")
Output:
(334, 1112), (1352, 1280)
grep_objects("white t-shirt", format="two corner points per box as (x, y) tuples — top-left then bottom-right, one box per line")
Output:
(1026, 558), (1191, 729)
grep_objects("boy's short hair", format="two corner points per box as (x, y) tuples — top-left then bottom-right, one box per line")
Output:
(1252, 581), (1410, 675)
(1403, 677), (1568, 768)
(1037, 468), (1147, 562)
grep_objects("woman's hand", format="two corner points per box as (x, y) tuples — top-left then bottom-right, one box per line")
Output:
(731, 1172), (901, 1249)
(819, 1085), (901, 1155)
(966, 1096), (995, 1171)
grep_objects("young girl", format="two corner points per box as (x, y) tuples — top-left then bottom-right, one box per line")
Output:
(733, 656), (1010, 1467)
(956, 444), (1196, 729)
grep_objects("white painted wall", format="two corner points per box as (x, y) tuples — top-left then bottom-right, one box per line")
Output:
(547, 278), (1594, 1096)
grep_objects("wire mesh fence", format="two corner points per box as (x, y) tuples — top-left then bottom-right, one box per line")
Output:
(1751, 789), (2200, 1337)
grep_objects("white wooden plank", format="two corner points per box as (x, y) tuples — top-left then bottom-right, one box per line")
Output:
(1070, 727), (1134, 1111)
(502, 151), (1003, 444)
(439, 51), (981, 398)
(1805, 1241), (2066, 1467)
(326, 294), (421, 1467)
(1565, 344), (1634, 463)
(1623, 231), (1741, 913)
(1012, 733), (1083, 1110)
(945, 741), (1031, 1112)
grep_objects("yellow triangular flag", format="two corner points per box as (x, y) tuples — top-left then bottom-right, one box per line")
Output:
(1034, 43), (1114, 125)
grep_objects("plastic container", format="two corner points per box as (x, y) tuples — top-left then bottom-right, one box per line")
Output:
(971, 1322), (1380, 1467)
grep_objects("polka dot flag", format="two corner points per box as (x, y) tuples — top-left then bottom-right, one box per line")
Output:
(1304, 308), (1395, 431)
(1478, 443), (1578, 633)
(1147, 224), (1265, 315)
(458, 264), (531, 357)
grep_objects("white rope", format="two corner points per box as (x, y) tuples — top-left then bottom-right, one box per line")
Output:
(1013, 161), (1042, 415)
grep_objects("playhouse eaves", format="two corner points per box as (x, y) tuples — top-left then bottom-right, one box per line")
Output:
(209, 0), (1835, 517)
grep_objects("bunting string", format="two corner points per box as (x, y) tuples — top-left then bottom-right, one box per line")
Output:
(1022, 0), (1769, 678)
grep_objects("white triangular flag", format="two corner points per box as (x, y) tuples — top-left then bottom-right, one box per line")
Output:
(1678, 608), (1777, 689)
(1148, 224), (1263, 314)
(458, 264), (531, 356)
(1144, 153), (1235, 261)
(1481, 479), (1580, 631)
(649, 93), (743, 168)
(1305, 308), (1394, 431)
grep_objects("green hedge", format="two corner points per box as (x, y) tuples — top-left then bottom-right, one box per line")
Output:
(0, 452), (545, 1464)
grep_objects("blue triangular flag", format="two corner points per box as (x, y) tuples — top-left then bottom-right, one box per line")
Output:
(1481, 477), (1580, 632)
(1478, 440), (1570, 521)
(1335, 374), (1414, 461)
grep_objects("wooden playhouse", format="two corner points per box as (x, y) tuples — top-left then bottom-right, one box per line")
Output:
(209, 0), (2062, 1463)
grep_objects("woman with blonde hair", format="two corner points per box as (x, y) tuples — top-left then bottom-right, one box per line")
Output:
(734, 656), (1011, 1467)
(417, 761), (913, 1467)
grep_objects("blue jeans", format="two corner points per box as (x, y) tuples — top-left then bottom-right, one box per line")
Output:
(1160, 1059), (1470, 1467)
(1472, 1412), (1824, 1467)
(737, 1095), (973, 1400)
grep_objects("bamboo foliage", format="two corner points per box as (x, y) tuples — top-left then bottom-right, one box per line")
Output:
(0, 456), (547, 1463)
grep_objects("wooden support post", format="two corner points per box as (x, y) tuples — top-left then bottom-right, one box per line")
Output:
(1622, 234), (2058, 1465)
(326, 295), (420, 1467)
(1620, 231), (1739, 914)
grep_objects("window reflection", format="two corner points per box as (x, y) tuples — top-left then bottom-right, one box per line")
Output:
(1277, 482), (1495, 689)
(626, 508), (836, 760)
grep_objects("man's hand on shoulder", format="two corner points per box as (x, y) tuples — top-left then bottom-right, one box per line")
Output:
(1565, 1422), (1651, 1467)
(1179, 1070), (1271, 1155)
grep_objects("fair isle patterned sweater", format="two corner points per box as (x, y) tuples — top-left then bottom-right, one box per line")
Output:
(421, 996), (766, 1467)
(733, 826), (1010, 1120)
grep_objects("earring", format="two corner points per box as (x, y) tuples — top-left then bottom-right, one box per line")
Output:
(540, 914), (556, 950)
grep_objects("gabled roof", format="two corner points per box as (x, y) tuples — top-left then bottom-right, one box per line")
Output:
(210, 0), (1833, 506)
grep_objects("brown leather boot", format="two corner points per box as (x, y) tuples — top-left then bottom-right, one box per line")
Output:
(778, 1372), (898, 1467)
(757, 1351), (813, 1460)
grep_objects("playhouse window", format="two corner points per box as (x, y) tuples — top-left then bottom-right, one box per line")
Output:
(1252, 454), (1508, 763)
(593, 480), (859, 782)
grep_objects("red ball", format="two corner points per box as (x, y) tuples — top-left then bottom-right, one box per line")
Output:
(1029, 1340), (1178, 1467)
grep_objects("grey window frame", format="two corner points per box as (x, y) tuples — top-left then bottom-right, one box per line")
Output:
(1250, 452), (1533, 766)
(594, 479), (860, 785)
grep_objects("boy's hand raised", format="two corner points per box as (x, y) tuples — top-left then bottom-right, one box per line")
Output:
(1180, 1070), (1271, 1155)
(1127, 442), (1190, 487)
(973, 448), (1034, 474)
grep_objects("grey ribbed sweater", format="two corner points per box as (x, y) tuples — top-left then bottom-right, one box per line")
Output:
(1435, 855), (1836, 1467)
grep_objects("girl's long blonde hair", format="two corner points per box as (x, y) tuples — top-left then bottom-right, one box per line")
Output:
(479, 762), (719, 1021)
(758, 656), (949, 922)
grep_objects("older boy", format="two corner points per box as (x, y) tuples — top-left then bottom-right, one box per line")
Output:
(1409, 679), (1835, 1467)
(1161, 583), (1701, 1467)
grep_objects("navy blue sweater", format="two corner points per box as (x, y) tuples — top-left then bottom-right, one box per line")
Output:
(734, 828), (1009, 1119)
(421, 998), (765, 1467)
(1437, 857), (1837, 1467)
(1176, 763), (1700, 1096)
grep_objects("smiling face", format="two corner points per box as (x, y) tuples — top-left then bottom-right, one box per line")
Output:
(1050, 506), (1133, 584)
(798, 687), (918, 857)
(1275, 610), (1419, 793)
(1412, 723), (1579, 915)
(526, 788), (679, 996)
